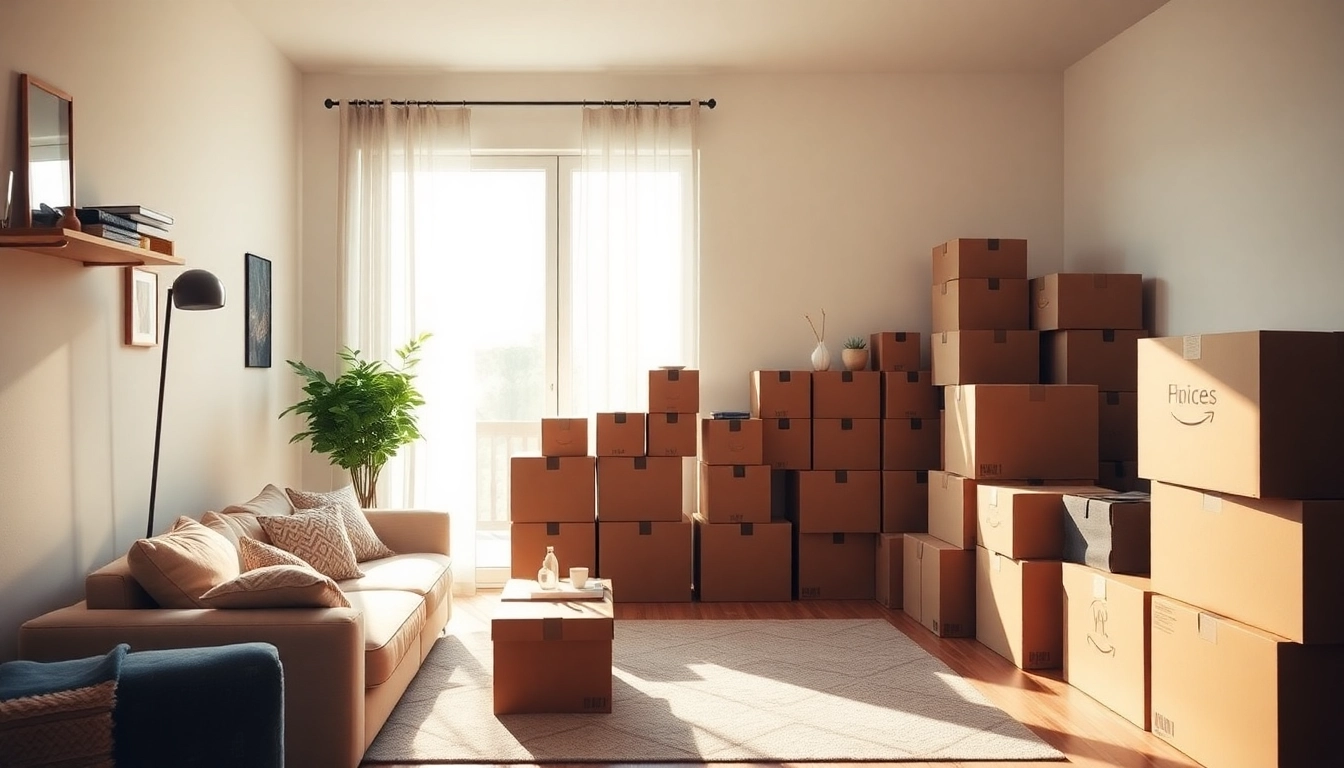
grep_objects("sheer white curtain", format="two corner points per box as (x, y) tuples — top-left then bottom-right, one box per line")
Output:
(569, 104), (701, 414)
(336, 102), (477, 593)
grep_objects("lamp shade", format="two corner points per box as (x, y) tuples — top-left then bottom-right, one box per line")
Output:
(171, 269), (226, 310)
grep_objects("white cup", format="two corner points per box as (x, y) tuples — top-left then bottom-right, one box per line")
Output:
(569, 566), (589, 589)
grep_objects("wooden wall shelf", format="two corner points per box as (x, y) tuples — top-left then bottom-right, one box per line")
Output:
(0, 227), (183, 267)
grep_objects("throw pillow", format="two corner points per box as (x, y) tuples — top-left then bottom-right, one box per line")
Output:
(239, 536), (309, 571)
(0, 644), (126, 768)
(258, 512), (364, 581)
(199, 511), (242, 550)
(205, 509), (272, 544)
(220, 483), (295, 518)
(286, 485), (396, 562)
(127, 517), (241, 608)
(199, 565), (350, 609)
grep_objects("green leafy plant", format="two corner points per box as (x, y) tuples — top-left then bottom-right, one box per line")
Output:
(279, 333), (430, 507)
(843, 336), (867, 350)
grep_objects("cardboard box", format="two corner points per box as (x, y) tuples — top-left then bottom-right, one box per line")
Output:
(646, 412), (697, 457)
(1062, 564), (1152, 730)
(1030, 273), (1144, 332)
(869, 332), (921, 372)
(1062, 491), (1150, 575)
(796, 532), (877, 600)
(876, 533), (904, 608)
(1150, 595), (1344, 768)
(1042, 329), (1147, 392)
(881, 370), (940, 419)
(510, 456), (596, 523)
(597, 518), (693, 602)
(1136, 331), (1344, 499)
(902, 533), (975, 637)
(1098, 391), (1137, 461)
(928, 471), (977, 549)
(931, 330), (1040, 386)
(812, 418), (881, 471)
(931, 238), (1028, 284)
(510, 522), (597, 579)
(693, 516), (792, 601)
(750, 370), (811, 418)
(648, 368), (699, 414)
(492, 596), (613, 714)
(790, 470), (880, 533)
(698, 462), (771, 524)
(541, 418), (589, 457)
(881, 417), (940, 471)
(811, 370), (881, 418)
(944, 384), (1099, 481)
(699, 417), (764, 466)
(881, 470), (929, 533)
(931, 278), (1030, 333)
(761, 417), (812, 470)
(1151, 481), (1344, 644)
(595, 456), (683, 522)
(977, 483), (1107, 560)
(1098, 460), (1148, 493)
(975, 547), (1062, 670)
(595, 412), (646, 457)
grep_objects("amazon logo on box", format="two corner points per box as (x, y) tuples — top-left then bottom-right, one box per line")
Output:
(1168, 383), (1218, 426)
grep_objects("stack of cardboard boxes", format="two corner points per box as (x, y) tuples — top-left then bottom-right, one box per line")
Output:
(510, 419), (598, 580)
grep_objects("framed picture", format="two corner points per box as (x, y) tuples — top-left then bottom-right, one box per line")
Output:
(245, 252), (272, 368)
(124, 266), (158, 347)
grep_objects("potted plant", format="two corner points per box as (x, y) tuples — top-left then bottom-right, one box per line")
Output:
(279, 333), (430, 507)
(841, 336), (869, 371)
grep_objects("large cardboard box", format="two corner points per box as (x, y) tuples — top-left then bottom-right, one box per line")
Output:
(928, 471), (977, 549)
(869, 332), (921, 372)
(902, 533), (975, 637)
(931, 330), (1040, 386)
(648, 368), (699, 414)
(881, 470), (928, 533)
(1062, 564), (1151, 730)
(876, 533), (904, 608)
(1151, 481), (1344, 644)
(698, 462), (771, 524)
(977, 483), (1108, 560)
(1030, 273), (1144, 331)
(693, 516), (792, 601)
(492, 594), (614, 714)
(813, 418), (881, 470)
(510, 456), (596, 523)
(931, 238), (1028, 283)
(595, 412), (647, 457)
(1042, 329), (1147, 392)
(699, 417), (764, 466)
(750, 370), (811, 418)
(595, 457), (683, 522)
(812, 370), (881, 418)
(944, 384), (1099, 481)
(881, 417), (940, 471)
(541, 418), (588, 457)
(510, 522), (597, 579)
(790, 470), (880, 533)
(1062, 491), (1150, 575)
(1098, 391), (1137, 461)
(597, 518), (693, 602)
(646, 412), (697, 457)
(1098, 460), (1147, 493)
(1150, 595), (1344, 768)
(975, 547), (1062, 670)
(761, 417), (811, 470)
(1136, 331), (1344, 499)
(796, 532), (877, 600)
(931, 278), (1030, 333)
(881, 370), (940, 419)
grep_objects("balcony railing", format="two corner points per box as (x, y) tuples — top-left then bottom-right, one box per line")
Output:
(476, 420), (541, 531)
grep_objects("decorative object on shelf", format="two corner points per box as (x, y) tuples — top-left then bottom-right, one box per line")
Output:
(11, 73), (75, 230)
(124, 267), (158, 347)
(146, 269), (227, 538)
(55, 206), (80, 231)
(841, 336), (869, 372)
(805, 308), (830, 371)
(280, 332), (431, 508)
(245, 253), (272, 368)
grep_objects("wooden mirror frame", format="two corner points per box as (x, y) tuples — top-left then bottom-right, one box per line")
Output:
(10, 73), (75, 229)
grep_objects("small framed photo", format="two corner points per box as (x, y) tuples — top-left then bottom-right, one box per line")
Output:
(124, 266), (158, 347)
(245, 252), (272, 368)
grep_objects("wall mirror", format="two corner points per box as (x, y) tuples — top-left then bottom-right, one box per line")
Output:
(9, 73), (75, 229)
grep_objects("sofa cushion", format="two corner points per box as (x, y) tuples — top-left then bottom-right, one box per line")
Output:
(338, 553), (452, 610)
(203, 509), (273, 545)
(259, 512), (364, 581)
(287, 485), (396, 562)
(344, 590), (428, 687)
(200, 565), (350, 609)
(239, 537), (309, 571)
(86, 557), (155, 610)
(126, 517), (240, 608)
(221, 484), (296, 518)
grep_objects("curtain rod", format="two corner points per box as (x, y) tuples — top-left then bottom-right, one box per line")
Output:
(323, 98), (715, 109)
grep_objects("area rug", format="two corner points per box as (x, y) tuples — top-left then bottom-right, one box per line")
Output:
(363, 619), (1064, 763)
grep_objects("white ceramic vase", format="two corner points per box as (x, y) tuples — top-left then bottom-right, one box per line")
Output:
(811, 341), (831, 372)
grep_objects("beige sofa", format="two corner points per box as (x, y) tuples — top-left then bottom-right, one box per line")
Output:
(18, 507), (452, 768)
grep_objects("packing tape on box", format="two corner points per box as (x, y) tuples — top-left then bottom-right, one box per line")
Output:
(1093, 574), (1107, 600)
(1197, 613), (1219, 644)
(1183, 334), (1202, 360)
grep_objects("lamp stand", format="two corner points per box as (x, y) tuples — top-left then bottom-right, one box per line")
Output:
(146, 288), (175, 539)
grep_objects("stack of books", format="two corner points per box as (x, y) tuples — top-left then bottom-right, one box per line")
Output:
(84, 205), (174, 250)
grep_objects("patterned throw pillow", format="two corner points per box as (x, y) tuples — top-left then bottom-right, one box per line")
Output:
(0, 643), (125, 768)
(286, 485), (396, 562)
(258, 512), (364, 581)
(239, 536), (310, 571)
(127, 517), (241, 608)
(200, 565), (350, 609)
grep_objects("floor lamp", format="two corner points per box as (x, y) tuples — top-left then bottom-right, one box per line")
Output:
(146, 268), (226, 539)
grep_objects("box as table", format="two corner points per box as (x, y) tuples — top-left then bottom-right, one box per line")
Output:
(492, 587), (614, 714)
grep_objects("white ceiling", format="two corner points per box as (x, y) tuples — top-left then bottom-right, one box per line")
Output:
(229, 0), (1169, 75)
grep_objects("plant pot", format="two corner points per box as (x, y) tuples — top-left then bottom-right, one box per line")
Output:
(841, 348), (869, 371)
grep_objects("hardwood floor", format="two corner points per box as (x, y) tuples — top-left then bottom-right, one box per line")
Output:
(363, 592), (1202, 768)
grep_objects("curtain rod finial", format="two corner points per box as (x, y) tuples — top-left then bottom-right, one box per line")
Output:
(705, 98), (716, 109)
(324, 98), (338, 109)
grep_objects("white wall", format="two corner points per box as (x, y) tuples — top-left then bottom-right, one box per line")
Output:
(0, 0), (303, 661)
(1064, 0), (1344, 335)
(302, 71), (1063, 446)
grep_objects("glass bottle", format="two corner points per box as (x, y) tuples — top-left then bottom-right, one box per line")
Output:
(537, 546), (560, 590)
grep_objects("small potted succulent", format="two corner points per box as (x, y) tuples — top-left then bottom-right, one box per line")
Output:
(841, 336), (869, 372)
